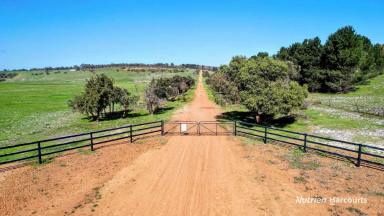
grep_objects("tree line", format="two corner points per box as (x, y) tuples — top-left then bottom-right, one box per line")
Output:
(3, 63), (218, 73)
(276, 26), (384, 93)
(145, 76), (195, 114)
(69, 74), (195, 120)
(207, 26), (384, 123)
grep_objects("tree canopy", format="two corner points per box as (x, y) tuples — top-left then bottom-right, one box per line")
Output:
(68, 74), (138, 120)
(144, 75), (195, 114)
(208, 56), (308, 123)
(276, 26), (384, 93)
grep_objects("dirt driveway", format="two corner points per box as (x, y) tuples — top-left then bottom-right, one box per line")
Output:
(76, 73), (328, 216)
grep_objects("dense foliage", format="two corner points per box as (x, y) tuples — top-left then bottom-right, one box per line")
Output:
(208, 56), (307, 123)
(145, 75), (195, 114)
(276, 26), (384, 93)
(68, 74), (138, 120)
(0, 72), (18, 82)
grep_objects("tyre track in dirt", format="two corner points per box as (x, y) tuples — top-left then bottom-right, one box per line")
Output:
(82, 72), (329, 216)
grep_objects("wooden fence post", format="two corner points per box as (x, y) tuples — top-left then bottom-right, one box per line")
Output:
(234, 121), (237, 136)
(264, 126), (267, 144)
(130, 125), (133, 143)
(90, 132), (94, 151)
(37, 141), (42, 164)
(303, 133), (307, 152)
(357, 144), (362, 167)
(161, 120), (164, 136)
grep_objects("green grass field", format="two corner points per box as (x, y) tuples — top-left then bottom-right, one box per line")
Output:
(0, 68), (196, 147)
(309, 74), (384, 116)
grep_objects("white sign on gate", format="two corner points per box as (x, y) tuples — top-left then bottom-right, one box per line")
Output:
(181, 123), (187, 133)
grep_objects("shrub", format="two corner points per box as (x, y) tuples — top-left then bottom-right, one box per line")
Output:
(0, 72), (18, 82)
(202, 70), (211, 78)
(206, 72), (240, 104)
(144, 75), (195, 114)
(145, 79), (164, 114)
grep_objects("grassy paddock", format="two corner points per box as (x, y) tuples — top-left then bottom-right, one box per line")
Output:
(0, 68), (196, 147)
(309, 74), (384, 116)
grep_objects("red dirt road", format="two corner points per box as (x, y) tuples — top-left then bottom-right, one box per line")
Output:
(85, 73), (328, 216)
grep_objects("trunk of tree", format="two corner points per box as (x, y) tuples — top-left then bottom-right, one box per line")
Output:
(96, 111), (100, 121)
(122, 106), (127, 117)
(255, 114), (261, 124)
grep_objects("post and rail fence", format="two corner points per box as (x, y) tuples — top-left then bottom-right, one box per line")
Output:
(1, 120), (383, 168)
(0, 120), (163, 165)
(234, 121), (384, 168)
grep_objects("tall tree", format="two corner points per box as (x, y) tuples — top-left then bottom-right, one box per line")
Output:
(209, 56), (308, 123)
(145, 79), (163, 114)
(322, 26), (367, 71)
(276, 26), (384, 93)
(276, 37), (323, 86)
(238, 57), (308, 122)
(114, 87), (139, 117)
(82, 74), (114, 120)
(69, 74), (137, 120)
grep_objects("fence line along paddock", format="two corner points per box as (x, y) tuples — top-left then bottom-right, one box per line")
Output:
(0, 120), (163, 165)
(1, 119), (383, 169)
(235, 121), (384, 167)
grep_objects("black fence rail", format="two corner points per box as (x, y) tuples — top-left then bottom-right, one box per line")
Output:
(0, 120), (163, 165)
(235, 121), (384, 167)
(2, 119), (383, 169)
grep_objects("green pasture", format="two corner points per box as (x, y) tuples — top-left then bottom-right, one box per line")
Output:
(0, 68), (196, 147)
(309, 74), (384, 115)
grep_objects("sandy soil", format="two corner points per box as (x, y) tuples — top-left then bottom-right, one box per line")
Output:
(1, 72), (383, 216)
(0, 139), (164, 216)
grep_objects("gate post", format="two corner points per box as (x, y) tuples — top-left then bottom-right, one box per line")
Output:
(215, 123), (217, 136)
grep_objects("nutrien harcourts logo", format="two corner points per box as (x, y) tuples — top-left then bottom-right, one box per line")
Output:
(296, 196), (368, 205)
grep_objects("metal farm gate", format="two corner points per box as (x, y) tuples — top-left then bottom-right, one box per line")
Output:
(163, 121), (234, 136)
(163, 121), (199, 135)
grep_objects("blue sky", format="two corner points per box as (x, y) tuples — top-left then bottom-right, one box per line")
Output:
(1, 0), (383, 69)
